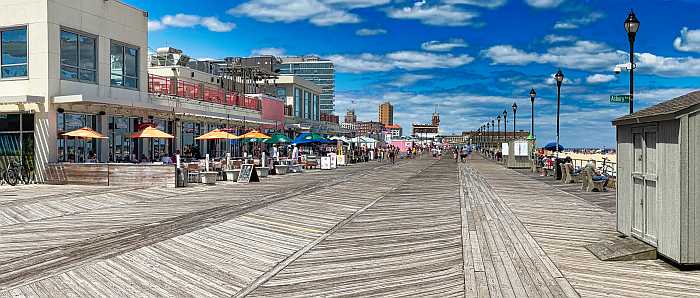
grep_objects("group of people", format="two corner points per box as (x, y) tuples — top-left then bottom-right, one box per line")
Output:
(537, 154), (610, 191)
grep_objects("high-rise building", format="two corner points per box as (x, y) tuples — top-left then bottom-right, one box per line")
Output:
(277, 56), (335, 114)
(379, 102), (393, 126)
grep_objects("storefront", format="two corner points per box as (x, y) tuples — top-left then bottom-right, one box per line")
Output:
(57, 112), (98, 163)
(0, 113), (34, 171)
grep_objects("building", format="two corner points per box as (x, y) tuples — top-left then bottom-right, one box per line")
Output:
(613, 91), (700, 266)
(340, 122), (356, 131)
(384, 124), (402, 139)
(356, 121), (384, 137)
(344, 109), (357, 124)
(412, 112), (440, 140)
(269, 75), (320, 122)
(278, 56), (335, 114)
(442, 135), (468, 145)
(0, 0), (278, 180)
(379, 102), (393, 126)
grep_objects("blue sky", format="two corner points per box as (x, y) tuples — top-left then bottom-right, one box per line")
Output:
(125, 0), (700, 148)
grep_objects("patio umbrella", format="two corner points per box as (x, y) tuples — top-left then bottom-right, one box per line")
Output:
(62, 127), (107, 163)
(292, 133), (325, 145)
(543, 142), (564, 152)
(240, 130), (271, 140)
(130, 127), (174, 162)
(196, 129), (239, 158)
(264, 133), (292, 144)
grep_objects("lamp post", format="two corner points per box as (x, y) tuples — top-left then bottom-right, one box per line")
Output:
(529, 88), (536, 138)
(625, 10), (640, 114)
(491, 119), (495, 150)
(497, 115), (501, 147)
(555, 69), (564, 158)
(486, 122), (491, 151)
(512, 102), (518, 139)
(502, 110), (508, 142)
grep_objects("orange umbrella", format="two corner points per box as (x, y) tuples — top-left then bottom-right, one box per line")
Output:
(195, 129), (239, 140)
(62, 127), (107, 139)
(130, 126), (174, 139)
(240, 130), (270, 139)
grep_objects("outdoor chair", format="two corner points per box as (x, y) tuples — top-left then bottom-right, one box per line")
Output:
(583, 167), (605, 192)
(186, 163), (201, 183)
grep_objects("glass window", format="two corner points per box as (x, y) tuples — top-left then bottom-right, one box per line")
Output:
(0, 114), (20, 131)
(276, 87), (286, 99)
(304, 91), (311, 119)
(60, 30), (96, 83)
(1, 28), (28, 78)
(294, 88), (302, 117)
(110, 42), (138, 89)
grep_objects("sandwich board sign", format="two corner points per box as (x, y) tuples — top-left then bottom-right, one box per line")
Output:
(237, 164), (260, 183)
(610, 95), (630, 103)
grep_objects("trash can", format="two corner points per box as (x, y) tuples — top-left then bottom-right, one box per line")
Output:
(176, 167), (188, 187)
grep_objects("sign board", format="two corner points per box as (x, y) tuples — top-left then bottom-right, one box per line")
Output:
(514, 141), (529, 156)
(610, 95), (630, 103)
(237, 164), (260, 183)
(502, 143), (509, 156)
(321, 157), (332, 170)
(329, 153), (337, 169)
(337, 155), (346, 166)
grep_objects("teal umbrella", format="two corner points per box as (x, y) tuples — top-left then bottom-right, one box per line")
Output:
(265, 133), (292, 144)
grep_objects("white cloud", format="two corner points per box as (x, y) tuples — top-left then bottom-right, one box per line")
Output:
(525, 0), (563, 8)
(421, 39), (468, 51)
(150, 14), (235, 32)
(635, 52), (700, 77)
(322, 0), (391, 8)
(147, 20), (165, 31)
(543, 34), (576, 43)
(481, 45), (541, 65)
(674, 27), (700, 52)
(356, 28), (388, 36)
(554, 12), (604, 30)
(251, 48), (287, 57)
(442, 0), (507, 9)
(327, 51), (474, 73)
(386, 3), (480, 26)
(586, 74), (616, 84)
(229, 0), (361, 26)
(389, 74), (434, 87)
(310, 10), (361, 26)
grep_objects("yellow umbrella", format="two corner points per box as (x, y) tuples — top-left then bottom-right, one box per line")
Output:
(195, 129), (239, 140)
(240, 130), (271, 139)
(130, 126), (174, 139)
(62, 127), (107, 139)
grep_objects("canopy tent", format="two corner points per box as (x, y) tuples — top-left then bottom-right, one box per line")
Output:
(264, 133), (292, 144)
(543, 142), (564, 152)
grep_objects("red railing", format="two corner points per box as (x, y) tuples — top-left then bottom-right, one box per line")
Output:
(148, 74), (261, 111)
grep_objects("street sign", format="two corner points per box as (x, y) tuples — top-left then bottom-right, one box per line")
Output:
(610, 95), (630, 103)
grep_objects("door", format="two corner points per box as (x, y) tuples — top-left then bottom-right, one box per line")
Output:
(631, 126), (658, 246)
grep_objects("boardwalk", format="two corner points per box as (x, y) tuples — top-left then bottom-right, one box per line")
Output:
(0, 157), (699, 297)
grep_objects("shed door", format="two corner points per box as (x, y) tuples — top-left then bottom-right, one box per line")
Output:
(631, 126), (658, 246)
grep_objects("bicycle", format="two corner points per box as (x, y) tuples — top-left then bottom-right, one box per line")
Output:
(4, 160), (32, 186)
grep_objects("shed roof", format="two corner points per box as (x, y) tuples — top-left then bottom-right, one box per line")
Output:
(612, 91), (700, 125)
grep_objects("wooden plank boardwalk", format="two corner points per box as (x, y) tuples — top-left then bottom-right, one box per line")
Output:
(472, 158), (700, 297)
(0, 156), (698, 297)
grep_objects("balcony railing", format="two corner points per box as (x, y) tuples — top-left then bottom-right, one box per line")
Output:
(148, 74), (261, 111)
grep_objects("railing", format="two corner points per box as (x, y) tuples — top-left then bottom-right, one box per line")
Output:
(148, 74), (261, 111)
(570, 158), (617, 177)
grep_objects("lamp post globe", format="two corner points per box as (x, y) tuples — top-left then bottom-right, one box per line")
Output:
(625, 10), (639, 114)
(512, 102), (518, 139)
(554, 69), (564, 158)
(529, 88), (536, 139)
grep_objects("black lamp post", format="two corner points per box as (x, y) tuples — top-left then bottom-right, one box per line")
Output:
(625, 10), (640, 114)
(512, 102), (518, 139)
(555, 69), (564, 158)
(502, 110), (508, 142)
(491, 119), (495, 150)
(529, 88), (536, 138)
(486, 122), (491, 150)
(497, 115), (501, 146)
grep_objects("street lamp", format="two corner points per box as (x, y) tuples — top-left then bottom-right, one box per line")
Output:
(502, 110), (508, 142)
(497, 115), (501, 147)
(491, 119), (495, 150)
(555, 69), (564, 158)
(512, 102), (518, 139)
(486, 122), (491, 151)
(625, 10), (640, 114)
(529, 88), (536, 138)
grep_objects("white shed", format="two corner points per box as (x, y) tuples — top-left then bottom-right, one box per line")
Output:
(612, 91), (700, 265)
